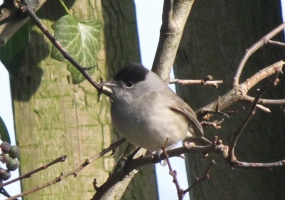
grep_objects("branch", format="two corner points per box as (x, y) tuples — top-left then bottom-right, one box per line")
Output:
(92, 146), (147, 200)
(161, 141), (215, 200)
(243, 95), (285, 105)
(233, 22), (285, 87)
(92, 139), (227, 200)
(161, 139), (184, 200)
(227, 70), (281, 163)
(265, 39), (285, 47)
(197, 60), (284, 119)
(239, 61), (284, 94)
(152, 0), (195, 81)
(183, 160), (215, 195)
(6, 138), (125, 200)
(231, 160), (285, 168)
(169, 78), (223, 88)
(1, 155), (67, 188)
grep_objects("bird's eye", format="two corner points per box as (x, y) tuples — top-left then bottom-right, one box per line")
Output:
(125, 81), (134, 88)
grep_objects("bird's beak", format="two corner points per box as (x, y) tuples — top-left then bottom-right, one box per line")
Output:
(101, 80), (117, 88)
(101, 80), (117, 96)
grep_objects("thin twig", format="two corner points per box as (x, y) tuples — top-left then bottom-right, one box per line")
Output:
(231, 160), (285, 168)
(94, 136), (285, 199)
(233, 23), (285, 87)
(169, 79), (223, 87)
(243, 95), (285, 105)
(255, 104), (271, 113)
(6, 138), (125, 200)
(228, 70), (281, 162)
(183, 160), (215, 194)
(196, 61), (284, 119)
(162, 139), (184, 200)
(266, 39), (285, 47)
(1, 155), (67, 188)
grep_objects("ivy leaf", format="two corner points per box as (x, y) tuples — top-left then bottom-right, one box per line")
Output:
(0, 117), (11, 144)
(51, 15), (101, 84)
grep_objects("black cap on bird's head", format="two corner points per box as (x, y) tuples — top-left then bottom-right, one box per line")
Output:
(114, 63), (149, 84)
(101, 63), (150, 94)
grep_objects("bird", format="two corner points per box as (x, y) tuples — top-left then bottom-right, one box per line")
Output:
(102, 63), (210, 152)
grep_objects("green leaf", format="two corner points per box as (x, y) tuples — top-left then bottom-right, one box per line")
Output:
(0, 117), (11, 144)
(0, 24), (29, 75)
(51, 15), (101, 84)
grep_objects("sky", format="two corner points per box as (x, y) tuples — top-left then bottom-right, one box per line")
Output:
(1, 0), (285, 200)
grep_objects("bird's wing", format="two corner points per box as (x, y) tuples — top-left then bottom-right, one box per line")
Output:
(160, 89), (204, 137)
(169, 102), (204, 137)
(169, 98), (214, 145)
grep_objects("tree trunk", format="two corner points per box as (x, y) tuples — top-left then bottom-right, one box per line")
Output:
(175, 0), (285, 199)
(10, 0), (157, 199)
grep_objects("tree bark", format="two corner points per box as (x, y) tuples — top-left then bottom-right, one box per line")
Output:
(175, 0), (285, 199)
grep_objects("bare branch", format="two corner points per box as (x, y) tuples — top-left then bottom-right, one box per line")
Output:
(162, 141), (184, 200)
(169, 78), (223, 87)
(227, 70), (281, 163)
(197, 61), (284, 119)
(255, 104), (271, 113)
(183, 160), (215, 194)
(7, 138), (125, 200)
(266, 39), (285, 47)
(152, 0), (195, 81)
(239, 61), (284, 94)
(231, 160), (285, 168)
(233, 22), (285, 87)
(1, 155), (67, 189)
(161, 141), (215, 200)
(243, 95), (285, 105)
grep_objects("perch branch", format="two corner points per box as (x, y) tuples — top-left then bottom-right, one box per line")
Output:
(94, 134), (285, 199)
(93, 140), (226, 200)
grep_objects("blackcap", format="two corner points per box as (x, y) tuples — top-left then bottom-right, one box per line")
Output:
(102, 63), (210, 152)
